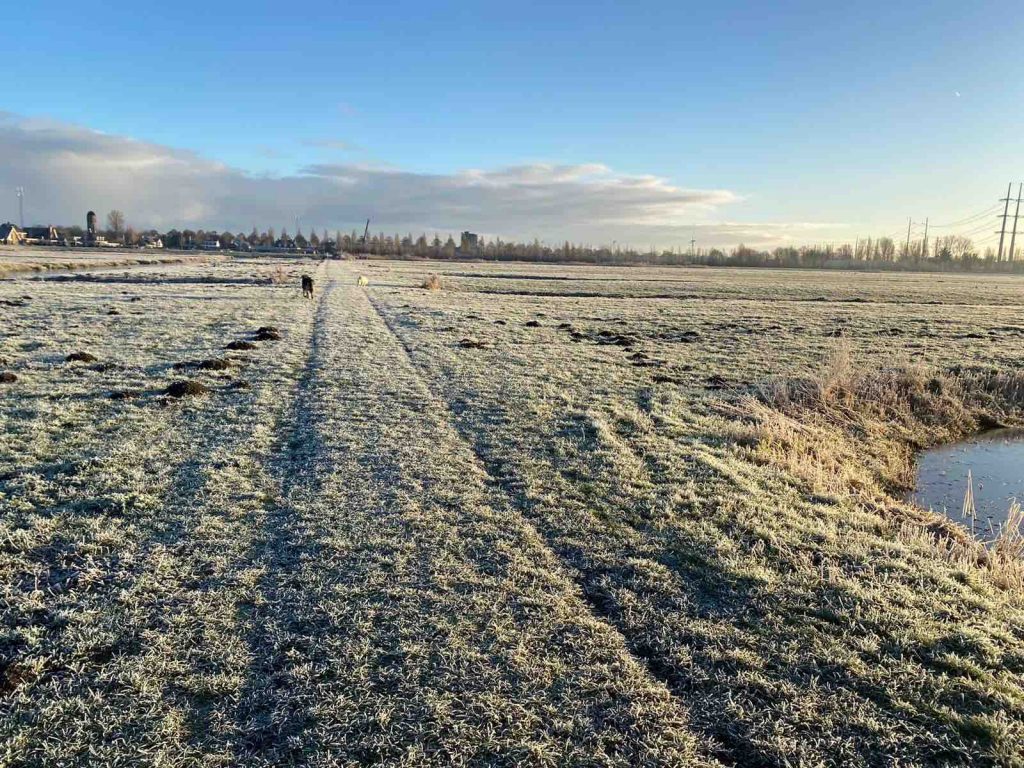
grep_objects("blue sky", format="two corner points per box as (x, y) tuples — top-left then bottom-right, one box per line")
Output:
(3, 0), (1022, 248)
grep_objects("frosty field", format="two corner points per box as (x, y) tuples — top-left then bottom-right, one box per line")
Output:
(2, 257), (1024, 766)
(0, 246), (224, 278)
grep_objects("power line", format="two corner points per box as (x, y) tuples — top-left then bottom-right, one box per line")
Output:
(960, 218), (1000, 238)
(930, 203), (1001, 228)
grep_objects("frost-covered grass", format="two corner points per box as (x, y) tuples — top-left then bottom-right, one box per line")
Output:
(3, 257), (1024, 765)
(0, 246), (225, 277)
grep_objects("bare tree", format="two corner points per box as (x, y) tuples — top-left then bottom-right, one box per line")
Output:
(934, 235), (974, 262)
(877, 237), (895, 261)
(106, 210), (126, 235)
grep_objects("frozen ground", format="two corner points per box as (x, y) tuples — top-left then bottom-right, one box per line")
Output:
(2, 258), (1023, 766)
(0, 246), (225, 278)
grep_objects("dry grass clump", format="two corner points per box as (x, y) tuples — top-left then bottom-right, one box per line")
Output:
(421, 273), (443, 290)
(727, 341), (1024, 594)
(732, 341), (1010, 499)
(986, 501), (1024, 588)
(269, 266), (287, 285)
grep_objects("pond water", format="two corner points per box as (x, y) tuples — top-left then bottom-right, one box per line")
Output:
(909, 429), (1024, 538)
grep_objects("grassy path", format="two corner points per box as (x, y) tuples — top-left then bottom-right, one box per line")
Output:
(222, 262), (718, 765)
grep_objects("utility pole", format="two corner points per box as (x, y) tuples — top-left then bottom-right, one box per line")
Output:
(16, 187), (23, 229)
(998, 182), (1012, 261)
(905, 217), (912, 258)
(1009, 183), (1022, 263)
(922, 218), (929, 258)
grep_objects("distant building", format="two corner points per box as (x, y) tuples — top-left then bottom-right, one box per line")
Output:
(198, 239), (222, 251)
(461, 231), (479, 249)
(23, 225), (61, 243)
(84, 211), (105, 246)
(0, 223), (25, 245)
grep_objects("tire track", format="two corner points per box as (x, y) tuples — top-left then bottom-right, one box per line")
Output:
(232, 265), (336, 762)
(361, 285), (726, 764)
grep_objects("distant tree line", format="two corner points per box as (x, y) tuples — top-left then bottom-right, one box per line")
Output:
(37, 211), (1022, 272)
(338, 230), (1019, 273)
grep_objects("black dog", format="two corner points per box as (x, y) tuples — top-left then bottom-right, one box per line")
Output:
(301, 274), (314, 299)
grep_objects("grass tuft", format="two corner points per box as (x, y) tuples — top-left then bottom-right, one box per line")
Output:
(421, 273), (443, 290)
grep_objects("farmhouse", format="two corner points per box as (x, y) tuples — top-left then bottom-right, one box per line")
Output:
(0, 223), (25, 245)
(23, 225), (62, 244)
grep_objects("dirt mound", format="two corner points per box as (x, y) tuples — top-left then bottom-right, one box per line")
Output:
(174, 358), (232, 371)
(595, 331), (637, 347)
(165, 380), (209, 398)
(226, 340), (257, 350)
(525, 320), (542, 327)
(254, 326), (282, 341)
(66, 352), (98, 363)
(0, 372), (17, 383)
(658, 330), (700, 343)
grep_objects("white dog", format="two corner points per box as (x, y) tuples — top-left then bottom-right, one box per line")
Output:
(357, 276), (369, 286)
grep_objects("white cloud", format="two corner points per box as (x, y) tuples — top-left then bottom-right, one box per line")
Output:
(0, 112), (836, 246)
